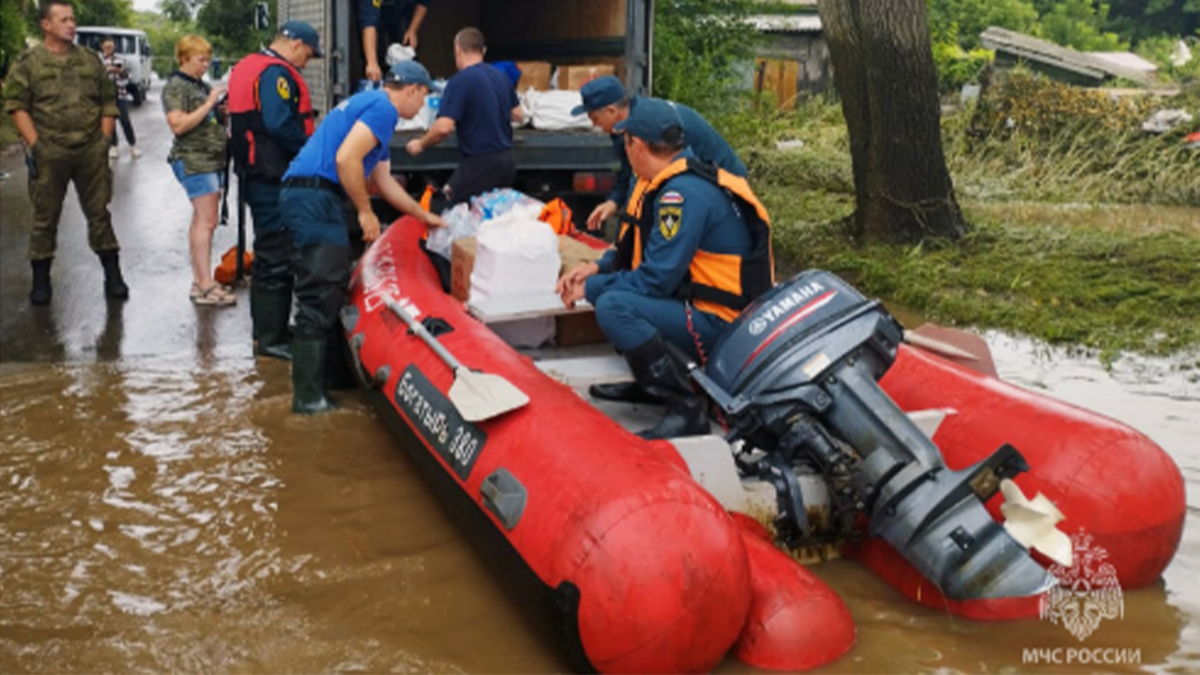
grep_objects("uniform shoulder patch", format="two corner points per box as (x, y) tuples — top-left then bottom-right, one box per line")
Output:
(658, 206), (682, 241)
(276, 75), (291, 100)
(659, 190), (684, 205)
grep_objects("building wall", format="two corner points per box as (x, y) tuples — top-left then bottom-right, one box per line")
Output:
(752, 32), (831, 103)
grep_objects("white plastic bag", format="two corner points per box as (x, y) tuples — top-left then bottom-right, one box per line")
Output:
(386, 44), (416, 66)
(426, 202), (484, 259)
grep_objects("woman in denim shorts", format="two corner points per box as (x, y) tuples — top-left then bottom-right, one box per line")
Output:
(163, 34), (235, 306)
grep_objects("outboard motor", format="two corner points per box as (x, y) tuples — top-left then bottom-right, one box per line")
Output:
(691, 270), (1054, 601)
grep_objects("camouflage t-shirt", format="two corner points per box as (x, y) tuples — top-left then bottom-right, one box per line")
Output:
(162, 71), (227, 175)
(1, 44), (118, 149)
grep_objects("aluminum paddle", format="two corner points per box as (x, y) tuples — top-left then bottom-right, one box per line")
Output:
(385, 297), (529, 422)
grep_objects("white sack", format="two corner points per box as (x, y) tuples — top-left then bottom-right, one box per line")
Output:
(522, 89), (594, 131)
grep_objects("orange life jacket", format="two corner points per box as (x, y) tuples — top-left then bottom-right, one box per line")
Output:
(228, 51), (314, 180)
(538, 198), (575, 235)
(615, 158), (774, 322)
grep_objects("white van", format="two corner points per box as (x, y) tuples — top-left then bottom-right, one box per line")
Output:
(75, 27), (153, 106)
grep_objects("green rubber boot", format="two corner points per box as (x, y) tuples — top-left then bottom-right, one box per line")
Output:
(252, 285), (293, 361)
(291, 337), (336, 414)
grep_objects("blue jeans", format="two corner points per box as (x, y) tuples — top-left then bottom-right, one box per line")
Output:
(171, 160), (224, 199)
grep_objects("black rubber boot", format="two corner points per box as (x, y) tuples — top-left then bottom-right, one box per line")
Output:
(98, 250), (129, 300)
(291, 337), (336, 414)
(588, 381), (664, 405)
(252, 285), (293, 361)
(625, 334), (709, 440)
(29, 259), (52, 305)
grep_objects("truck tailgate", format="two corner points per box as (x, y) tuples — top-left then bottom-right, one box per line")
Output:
(389, 128), (618, 173)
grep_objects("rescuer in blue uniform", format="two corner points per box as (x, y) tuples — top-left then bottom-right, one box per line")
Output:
(280, 60), (444, 414)
(405, 27), (523, 204)
(359, 0), (431, 82)
(228, 20), (321, 361)
(570, 76), (748, 232)
(557, 98), (773, 440)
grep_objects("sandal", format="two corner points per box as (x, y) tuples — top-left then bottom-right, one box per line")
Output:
(190, 283), (236, 306)
(190, 282), (233, 300)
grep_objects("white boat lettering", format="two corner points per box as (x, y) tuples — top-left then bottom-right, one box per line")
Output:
(397, 370), (450, 445)
(448, 427), (479, 467)
(759, 282), (826, 323)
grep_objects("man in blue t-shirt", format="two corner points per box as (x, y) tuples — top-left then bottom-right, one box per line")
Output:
(405, 27), (523, 204)
(281, 60), (444, 415)
(570, 76), (747, 232)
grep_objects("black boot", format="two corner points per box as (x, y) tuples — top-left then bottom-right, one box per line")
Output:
(29, 259), (52, 305)
(588, 381), (664, 405)
(98, 250), (129, 299)
(625, 334), (710, 440)
(291, 337), (336, 414)
(252, 285), (293, 360)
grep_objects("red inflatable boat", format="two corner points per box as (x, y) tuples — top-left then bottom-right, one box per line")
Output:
(339, 217), (1184, 672)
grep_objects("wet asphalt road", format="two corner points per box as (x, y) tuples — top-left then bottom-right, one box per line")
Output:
(1, 90), (252, 367)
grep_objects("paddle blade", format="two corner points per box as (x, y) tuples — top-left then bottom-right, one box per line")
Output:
(449, 368), (530, 422)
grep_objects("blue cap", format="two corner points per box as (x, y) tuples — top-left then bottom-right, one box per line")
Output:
(385, 60), (435, 89)
(613, 97), (684, 143)
(280, 21), (323, 58)
(570, 75), (626, 116)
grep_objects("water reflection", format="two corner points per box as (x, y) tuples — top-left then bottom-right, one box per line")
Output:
(95, 300), (124, 362)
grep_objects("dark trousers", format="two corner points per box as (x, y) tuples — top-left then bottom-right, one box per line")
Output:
(280, 186), (352, 340)
(110, 99), (137, 147)
(245, 179), (293, 293)
(446, 150), (516, 205)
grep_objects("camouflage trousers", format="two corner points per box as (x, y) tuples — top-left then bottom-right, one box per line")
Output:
(26, 134), (119, 260)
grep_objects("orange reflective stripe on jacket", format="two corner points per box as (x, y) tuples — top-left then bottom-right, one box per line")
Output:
(615, 158), (774, 321)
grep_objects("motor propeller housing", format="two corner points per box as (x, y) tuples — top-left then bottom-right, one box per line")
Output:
(693, 270), (1055, 601)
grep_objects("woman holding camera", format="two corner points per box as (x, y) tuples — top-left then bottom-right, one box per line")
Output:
(163, 34), (234, 306)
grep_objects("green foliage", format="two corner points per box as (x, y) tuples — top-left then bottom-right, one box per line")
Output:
(930, 23), (994, 93)
(947, 71), (1199, 205)
(76, 0), (135, 27)
(926, 0), (1038, 50)
(1106, 0), (1200, 43)
(196, 0), (273, 60)
(133, 9), (191, 75)
(1, 0), (28, 69)
(766, 200), (1200, 356)
(1134, 35), (1200, 85)
(1036, 0), (1125, 51)
(653, 0), (759, 113)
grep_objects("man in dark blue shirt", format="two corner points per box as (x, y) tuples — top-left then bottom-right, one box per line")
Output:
(228, 20), (321, 361)
(281, 61), (444, 414)
(359, 0), (430, 82)
(557, 98), (772, 440)
(571, 76), (747, 232)
(405, 27), (523, 204)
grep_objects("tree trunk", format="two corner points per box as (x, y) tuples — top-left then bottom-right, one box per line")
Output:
(819, 0), (968, 242)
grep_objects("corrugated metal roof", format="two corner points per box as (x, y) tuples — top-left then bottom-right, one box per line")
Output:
(980, 27), (1152, 83)
(745, 14), (823, 33)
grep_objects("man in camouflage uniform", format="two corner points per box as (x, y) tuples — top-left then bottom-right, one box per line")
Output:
(2, 0), (129, 305)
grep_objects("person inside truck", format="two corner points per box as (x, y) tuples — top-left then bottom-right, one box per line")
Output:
(360, 0), (430, 82)
(570, 76), (748, 233)
(228, 20), (322, 361)
(280, 60), (444, 415)
(404, 27), (524, 205)
(556, 98), (773, 441)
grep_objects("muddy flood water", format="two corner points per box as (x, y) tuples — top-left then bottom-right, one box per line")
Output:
(0, 332), (1195, 674)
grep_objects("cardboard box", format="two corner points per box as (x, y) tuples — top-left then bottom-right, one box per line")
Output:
(516, 61), (553, 92)
(450, 236), (478, 303)
(451, 234), (609, 346)
(558, 64), (616, 92)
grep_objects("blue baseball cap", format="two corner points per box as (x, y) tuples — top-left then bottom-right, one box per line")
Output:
(570, 75), (626, 116)
(280, 20), (323, 58)
(613, 97), (684, 143)
(385, 60), (435, 89)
